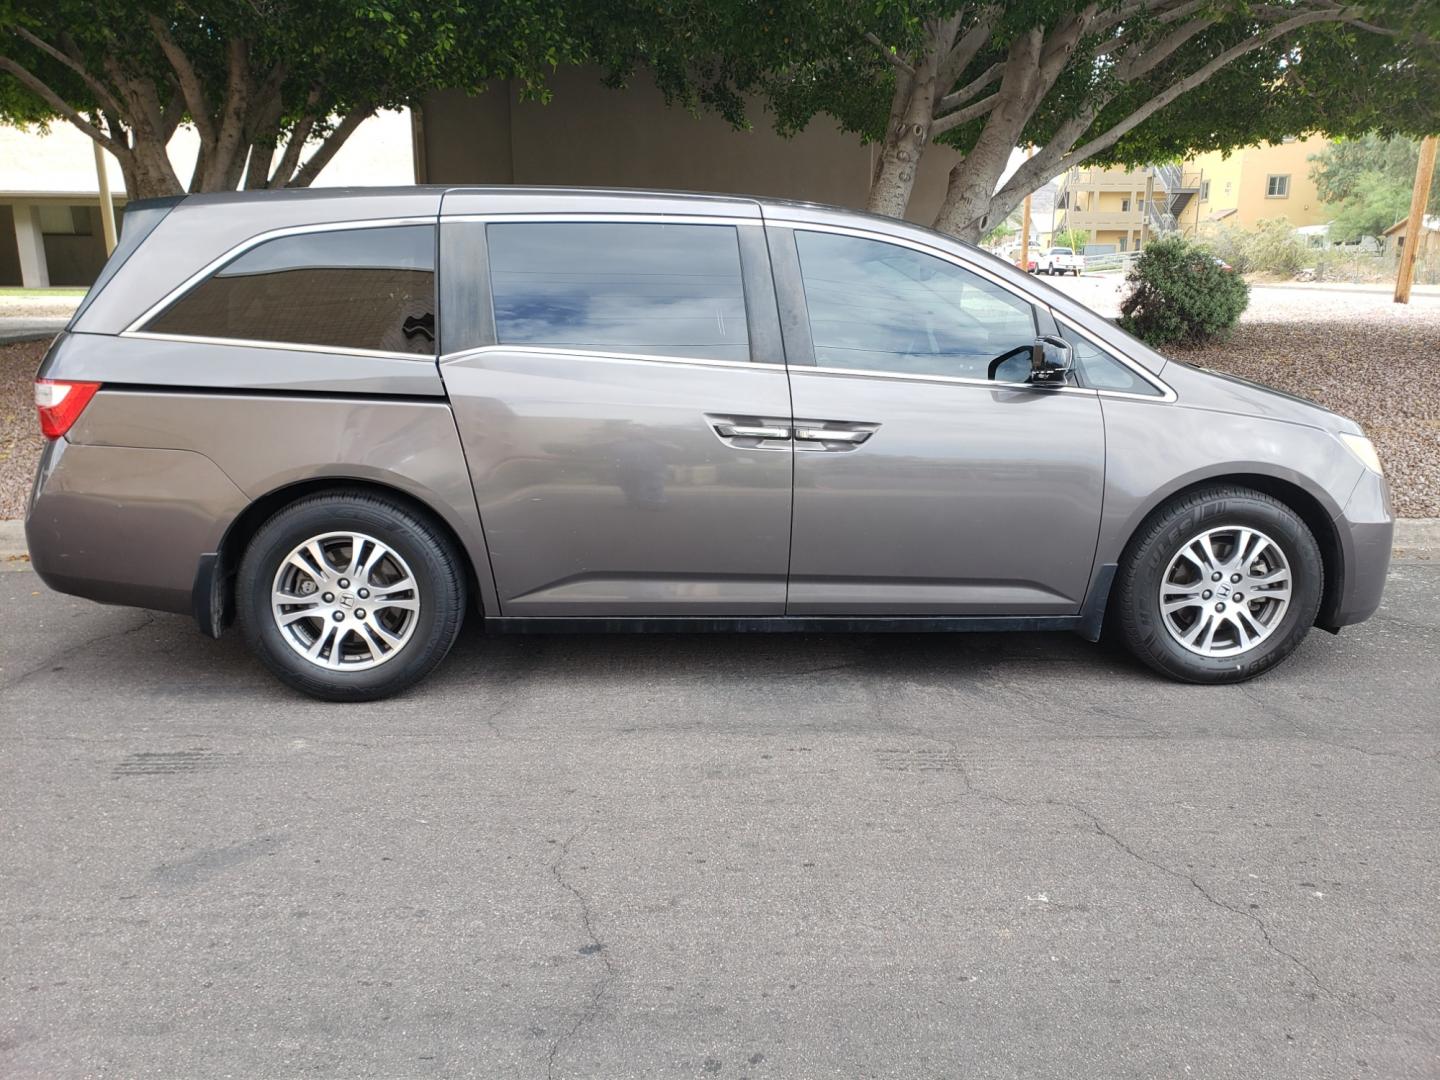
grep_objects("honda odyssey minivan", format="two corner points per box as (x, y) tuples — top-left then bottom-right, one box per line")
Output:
(26, 188), (1392, 700)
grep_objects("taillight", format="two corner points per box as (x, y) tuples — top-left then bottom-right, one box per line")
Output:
(35, 379), (101, 438)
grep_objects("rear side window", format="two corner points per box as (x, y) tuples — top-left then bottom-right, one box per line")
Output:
(487, 222), (749, 362)
(143, 225), (436, 355)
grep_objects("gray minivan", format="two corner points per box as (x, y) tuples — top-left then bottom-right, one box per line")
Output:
(26, 187), (1392, 700)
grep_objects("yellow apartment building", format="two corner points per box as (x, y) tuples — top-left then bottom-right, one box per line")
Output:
(1052, 136), (1333, 252)
(1186, 135), (1331, 232)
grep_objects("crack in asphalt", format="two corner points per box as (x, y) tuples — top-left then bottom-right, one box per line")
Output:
(1235, 682), (1438, 771)
(546, 825), (615, 1080)
(881, 675), (1374, 1019)
(0, 612), (156, 693)
(1046, 797), (1358, 1009)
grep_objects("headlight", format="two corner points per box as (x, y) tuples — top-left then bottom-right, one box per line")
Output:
(1338, 432), (1383, 475)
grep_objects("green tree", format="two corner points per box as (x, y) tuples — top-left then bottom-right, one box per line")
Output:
(1310, 134), (1440, 241)
(598, 0), (1439, 241)
(0, 1), (573, 197)
(1053, 227), (1090, 252)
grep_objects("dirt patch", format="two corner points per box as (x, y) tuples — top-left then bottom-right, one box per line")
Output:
(1, 340), (46, 520)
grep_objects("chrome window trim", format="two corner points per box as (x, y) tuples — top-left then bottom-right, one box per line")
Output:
(440, 343), (787, 373)
(121, 330), (430, 362)
(794, 364), (1096, 396)
(763, 217), (1041, 310)
(470, 213), (765, 364)
(444, 212), (760, 226)
(120, 216), (440, 350)
(765, 215), (1177, 402)
(1052, 312), (1177, 403)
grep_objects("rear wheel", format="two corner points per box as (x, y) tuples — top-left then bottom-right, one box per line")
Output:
(237, 491), (466, 701)
(1115, 486), (1322, 683)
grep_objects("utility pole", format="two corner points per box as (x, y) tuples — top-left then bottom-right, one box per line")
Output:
(1395, 134), (1437, 305)
(1140, 172), (1155, 250)
(1019, 145), (1035, 272)
(92, 140), (117, 255)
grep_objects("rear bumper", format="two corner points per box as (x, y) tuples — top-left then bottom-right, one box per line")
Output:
(25, 437), (246, 615)
(1323, 469), (1393, 630)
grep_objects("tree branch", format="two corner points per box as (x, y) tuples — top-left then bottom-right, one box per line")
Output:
(865, 32), (916, 76)
(0, 56), (121, 150)
(287, 107), (370, 188)
(146, 12), (215, 143)
(936, 62), (1002, 114)
(931, 92), (1000, 135)
(9, 26), (125, 117)
(938, 12), (997, 88)
(267, 84), (323, 187)
(1066, 8), (1355, 166)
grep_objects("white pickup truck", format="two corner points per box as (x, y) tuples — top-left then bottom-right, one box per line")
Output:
(1036, 246), (1083, 276)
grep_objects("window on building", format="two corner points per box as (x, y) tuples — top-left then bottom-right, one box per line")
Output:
(487, 222), (750, 362)
(1200, 180), (1211, 201)
(793, 230), (1036, 382)
(1118, 236), (1128, 252)
(144, 225), (437, 355)
(1266, 175), (1291, 198)
(1121, 198), (1131, 212)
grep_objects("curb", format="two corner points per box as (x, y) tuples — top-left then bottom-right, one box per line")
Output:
(0, 519), (28, 571)
(4, 517), (1438, 570)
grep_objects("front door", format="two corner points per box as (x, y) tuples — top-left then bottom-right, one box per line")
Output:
(441, 217), (794, 617)
(772, 225), (1105, 615)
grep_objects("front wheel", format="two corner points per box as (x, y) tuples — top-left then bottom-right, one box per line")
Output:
(237, 491), (467, 701)
(1114, 486), (1323, 683)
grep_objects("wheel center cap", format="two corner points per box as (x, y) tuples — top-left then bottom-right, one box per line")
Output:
(338, 594), (355, 608)
(1215, 583), (1231, 598)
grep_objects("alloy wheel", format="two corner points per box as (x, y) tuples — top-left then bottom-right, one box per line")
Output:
(270, 531), (421, 670)
(1159, 525), (1292, 657)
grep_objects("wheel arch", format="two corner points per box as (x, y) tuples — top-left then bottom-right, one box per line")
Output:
(1093, 471), (1344, 635)
(198, 476), (486, 637)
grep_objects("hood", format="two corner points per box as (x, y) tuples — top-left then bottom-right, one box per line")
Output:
(1162, 359), (1363, 436)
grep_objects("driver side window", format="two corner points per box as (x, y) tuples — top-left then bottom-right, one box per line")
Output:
(794, 230), (1036, 381)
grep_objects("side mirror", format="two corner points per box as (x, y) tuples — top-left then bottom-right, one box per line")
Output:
(1028, 335), (1073, 386)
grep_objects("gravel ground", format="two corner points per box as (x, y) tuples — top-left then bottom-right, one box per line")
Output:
(0, 340), (44, 520)
(2, 282), (1436, 518)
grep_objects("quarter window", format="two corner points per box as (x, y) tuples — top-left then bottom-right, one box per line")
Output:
(487, 222), (750, 362)
(1062, 325), (1162, 396)
(145, 225), (435, 354)
(793, 230), (1036, 381)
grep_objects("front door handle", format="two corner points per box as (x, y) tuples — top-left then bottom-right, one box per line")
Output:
(715, 422), (792, 440)
(793, 427), (870, 443)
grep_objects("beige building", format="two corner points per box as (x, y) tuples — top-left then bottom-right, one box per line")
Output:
(1053, 135), (1334, 252)
(1052, 163), (1203, 253)
(1187, 135), (1330, 232)
(417, 68), (974, 225)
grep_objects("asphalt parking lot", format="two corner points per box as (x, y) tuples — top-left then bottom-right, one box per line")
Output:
(2, 557), (1439, 1079)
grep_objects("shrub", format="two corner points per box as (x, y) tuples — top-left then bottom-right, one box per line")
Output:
(1118, 235), (1250, 347)
(1202, 224), (1252, 274)
(1242, 218), (1307, 276)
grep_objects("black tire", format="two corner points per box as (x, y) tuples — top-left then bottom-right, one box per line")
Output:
(237, 490), (467, 701)
(1114, 485), (1323, 684)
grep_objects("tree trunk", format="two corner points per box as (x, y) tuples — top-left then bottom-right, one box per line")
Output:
(930, 31), (1043, 241)
(865, 49), (940, 218)
(129, 140), (186, 199)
